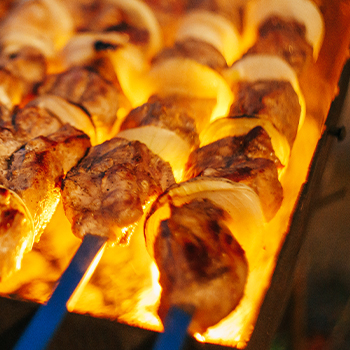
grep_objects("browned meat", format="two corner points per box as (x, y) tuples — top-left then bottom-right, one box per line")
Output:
(0, 105), (62, 164)
(62, 137), (175, 243)
(185, 127), (283, 220)
(120, 95), (200, 149)
(0, 124), (91, 234)
(229, 80), (301, 147)
(154, 197), (248, 334)
(152, 38), (227, 72)
(0, 124), (90, 279)
(245, 16), (313, 75)
(38, 67), (122, 132)
(128, 94), (216, 134)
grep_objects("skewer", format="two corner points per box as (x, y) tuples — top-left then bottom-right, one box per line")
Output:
(152, 306), (193, 350)
(13, 234), (107, 350)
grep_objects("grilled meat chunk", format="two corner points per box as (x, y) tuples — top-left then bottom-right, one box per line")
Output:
(152, 38), (227, 72)
(229, 80), (301, 147)
(120, 95), (200, 149)
(0, 124), (90, 279)
(38, 67), (122, 134)
(154, 198), (248, 334)
(185, 127), (283, 221)
(0, 124), (91, 235)
(62, 138), (175, 243)
(0, 105), (62, 165)
(245, 16), (313, 75)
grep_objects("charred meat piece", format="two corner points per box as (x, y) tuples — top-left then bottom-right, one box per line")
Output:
(0, 105), (62, 164)
(120, 95), (200, 149)
(0, 124), (91, 235)
(152, 38), (227, 72)
(38, 66), (122, 132)
(154, 197), (248, 334)
(185, 127), (283, 221)
(62, 138), (175, 243)
(0, 124), (90, 279)
(229, 80), (301, 147)
(245, 16), (313, 75)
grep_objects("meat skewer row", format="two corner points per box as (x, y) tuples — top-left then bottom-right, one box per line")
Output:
(0, 0), (160, 278)
(142, 0), (316, 340)
(0, 30), (137, 280)
(0, 0), (74, 110)
(0, 28), (144, 279)
(12, 59), (207, 347)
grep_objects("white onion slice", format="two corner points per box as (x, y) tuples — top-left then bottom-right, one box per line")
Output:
(40, 0), (74, 50)
(59, 32), (129, 68)
(243, 0), (324, 59)
(28, 95), (97, 145)
(145, 177), (265, 269)
(200, 117), (290, 169)
(147, 57), (234, 122)
(107, 0), (163, 58)
(224, 54), (306, 131)
(176, 10), (241, 65)
(117, 125), (191, 182)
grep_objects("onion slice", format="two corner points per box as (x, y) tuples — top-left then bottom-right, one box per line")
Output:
(107, 0), (163, 59)
(176, 9), (241, 65)
(243, 0), (324, 59)
(59, 32), (129, 69)
(28, 95), (97, 145)
(117, 126), (191, 182)
(145, 177), (265, 269)
(147, 57), (234, 122)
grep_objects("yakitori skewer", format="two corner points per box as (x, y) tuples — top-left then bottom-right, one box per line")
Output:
(143, 0), (324, 343)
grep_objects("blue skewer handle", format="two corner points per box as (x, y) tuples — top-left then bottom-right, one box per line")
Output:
(13, 234), (107, 350)
(152, 306), (193, 350)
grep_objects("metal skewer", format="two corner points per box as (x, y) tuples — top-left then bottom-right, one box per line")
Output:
(13, 234), (107, 350)
(152, 306), (193, 350)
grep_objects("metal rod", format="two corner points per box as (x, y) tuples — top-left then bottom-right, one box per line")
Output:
(13, 234), (107, 350)
(152, 307), (193, 350)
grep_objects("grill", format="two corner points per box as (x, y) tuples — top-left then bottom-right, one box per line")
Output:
(0, 1), (350, 349)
